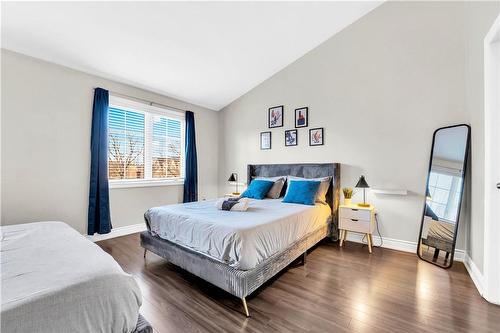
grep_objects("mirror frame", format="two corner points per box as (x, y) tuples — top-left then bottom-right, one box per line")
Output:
(417, 124), (471, 268)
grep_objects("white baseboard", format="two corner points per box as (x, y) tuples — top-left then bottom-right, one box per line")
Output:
(344, 232), (466, 261)
(87, 223), (146, 242)
(463, 253), (485, 297)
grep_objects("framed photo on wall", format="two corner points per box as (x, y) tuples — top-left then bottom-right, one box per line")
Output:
(295, 107), (308, 128)
(260, 131), (272, 150)
(285, 129), (298, 146)
(268, 105), (284, 128)
(309, 127), (324, 146)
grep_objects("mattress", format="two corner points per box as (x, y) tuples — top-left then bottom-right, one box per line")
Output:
(145, 198), (332, 270)
(428, 219), (454, 242)
(1, 222), (142, 333)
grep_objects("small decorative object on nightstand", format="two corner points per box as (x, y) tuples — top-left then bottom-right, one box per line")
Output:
(342, 187), (353, 206)
(224, 193), (240, 198)
(227, 173), (240, 195)
(339, 204), (376, 253)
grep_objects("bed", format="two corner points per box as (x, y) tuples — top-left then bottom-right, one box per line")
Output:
(1, 221), (147, 333)
(140, 163), (340, 316)
(420, 216), (455, 259)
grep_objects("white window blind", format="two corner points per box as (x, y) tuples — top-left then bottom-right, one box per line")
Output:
(151, 115), (182, 178)
(108, 107), (145, 180)
(108, 95), (185, 186)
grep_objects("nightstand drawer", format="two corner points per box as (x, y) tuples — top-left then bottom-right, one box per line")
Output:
(340, 207), (371, 221)
(339, 217), (371, 233)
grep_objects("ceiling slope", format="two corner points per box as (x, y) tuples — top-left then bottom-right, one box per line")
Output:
(2, 1), (382, 110)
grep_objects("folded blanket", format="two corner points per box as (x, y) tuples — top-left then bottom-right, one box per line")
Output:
(215, 197), (250, 211)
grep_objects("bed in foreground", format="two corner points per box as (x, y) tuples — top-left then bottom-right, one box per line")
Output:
(140, 163), (340, 317)
(1, 222), (147, 333)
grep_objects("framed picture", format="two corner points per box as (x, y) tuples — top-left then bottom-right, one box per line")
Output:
(285, 129), (298, 146)
(268, 105), (284, 128)
(309, 127), (324, 146)
(295, 107), (308, 128)
(260, 131), (271, 150)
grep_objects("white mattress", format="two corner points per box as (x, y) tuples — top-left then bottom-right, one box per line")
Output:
(146, 198), (331, 270)
(1, 222), (142, 333)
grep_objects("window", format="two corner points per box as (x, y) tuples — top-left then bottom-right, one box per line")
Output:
(427, 170), (463, 222)
(151, 115), (182, 178)
(108, 107), (145, 180)
(108, 95), (184, 188)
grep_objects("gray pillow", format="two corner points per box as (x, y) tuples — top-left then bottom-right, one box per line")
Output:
(286, 176), (331, 204)
(254, 176), (286, 199)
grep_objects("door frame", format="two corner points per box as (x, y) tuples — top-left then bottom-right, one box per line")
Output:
(483, 13), (500, 305)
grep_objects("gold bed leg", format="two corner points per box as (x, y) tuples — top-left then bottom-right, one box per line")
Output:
(143, 248), (147, 259)
(242, 297), (250, 317)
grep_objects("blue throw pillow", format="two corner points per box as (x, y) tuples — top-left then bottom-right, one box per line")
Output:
(241, 180), (275, 200)
(282, 180), (321, 205)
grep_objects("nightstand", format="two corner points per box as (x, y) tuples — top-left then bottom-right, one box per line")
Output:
(224, 193), (241, 198)
(339, 204), (376, 253)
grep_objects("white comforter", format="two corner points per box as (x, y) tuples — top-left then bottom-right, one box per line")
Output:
(1, 222), (142, 333)
(146, 198), (331, 270)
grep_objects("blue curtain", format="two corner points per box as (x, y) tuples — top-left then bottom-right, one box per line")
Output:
(88, 88), (112, 235)
(183, 111), (198, 203)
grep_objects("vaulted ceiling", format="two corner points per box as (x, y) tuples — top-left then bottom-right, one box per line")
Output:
(2, 1), (382, 110)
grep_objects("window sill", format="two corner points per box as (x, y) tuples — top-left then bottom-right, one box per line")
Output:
(109, 179), (184, 189)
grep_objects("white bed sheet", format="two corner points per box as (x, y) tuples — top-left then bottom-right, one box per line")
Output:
(1, 222), (142, 333)
(146, 198), (331, 270)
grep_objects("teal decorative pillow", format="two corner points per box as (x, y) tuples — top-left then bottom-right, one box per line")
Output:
(241, 180), (275, 200)
(282, 180), (321, 205)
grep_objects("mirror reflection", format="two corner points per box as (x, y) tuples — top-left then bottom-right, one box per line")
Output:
(418, 125), (470, 268)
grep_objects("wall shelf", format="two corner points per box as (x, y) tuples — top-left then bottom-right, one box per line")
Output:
(371, 189), (408, 195)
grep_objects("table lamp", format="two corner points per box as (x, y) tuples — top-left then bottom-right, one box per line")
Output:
(355, 175), (370, 207)
(228, 173), (240, 195)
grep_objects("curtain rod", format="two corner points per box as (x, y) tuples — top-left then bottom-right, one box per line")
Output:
(94, 87), (188, 113)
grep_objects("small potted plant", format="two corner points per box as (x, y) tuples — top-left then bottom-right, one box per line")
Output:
(342, 187), (353, 206)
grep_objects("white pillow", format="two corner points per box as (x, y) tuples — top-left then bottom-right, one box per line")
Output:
(286, 176), (331, 204)
(254, 176), (286, 199)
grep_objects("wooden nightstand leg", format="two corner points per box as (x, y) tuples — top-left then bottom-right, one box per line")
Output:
(367, 233), (373, 254)
(339, 229), (344, 247)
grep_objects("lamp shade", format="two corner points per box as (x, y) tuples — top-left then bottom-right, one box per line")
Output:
(228, 173), (237, 182)
(355, 175), (369, 188)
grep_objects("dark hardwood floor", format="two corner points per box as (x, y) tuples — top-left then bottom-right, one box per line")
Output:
(97, 234), (500, 333)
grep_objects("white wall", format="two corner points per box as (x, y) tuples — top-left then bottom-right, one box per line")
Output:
(1, 50), (219, 234)
(463, 2), (500, 273)
(219, 1), (496, 250)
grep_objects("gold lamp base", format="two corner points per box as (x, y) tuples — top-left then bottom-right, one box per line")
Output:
(357, 203), (371, 207)
(232, 192), (241, 196)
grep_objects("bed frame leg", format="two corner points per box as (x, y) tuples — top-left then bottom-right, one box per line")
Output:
(242, 297), (250, 317)
(143, 248), (147, 259)
(302, 252), (307, 265)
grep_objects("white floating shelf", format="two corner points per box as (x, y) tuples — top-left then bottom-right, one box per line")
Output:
(371, 189), (408, 195)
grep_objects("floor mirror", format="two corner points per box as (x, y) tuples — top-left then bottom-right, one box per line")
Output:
(417, 124), (470, 268)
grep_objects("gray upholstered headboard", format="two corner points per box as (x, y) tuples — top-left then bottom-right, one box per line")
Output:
(247, 163), (341, 240)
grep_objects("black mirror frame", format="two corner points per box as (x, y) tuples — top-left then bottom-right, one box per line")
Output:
(416, 124), (471, 269)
